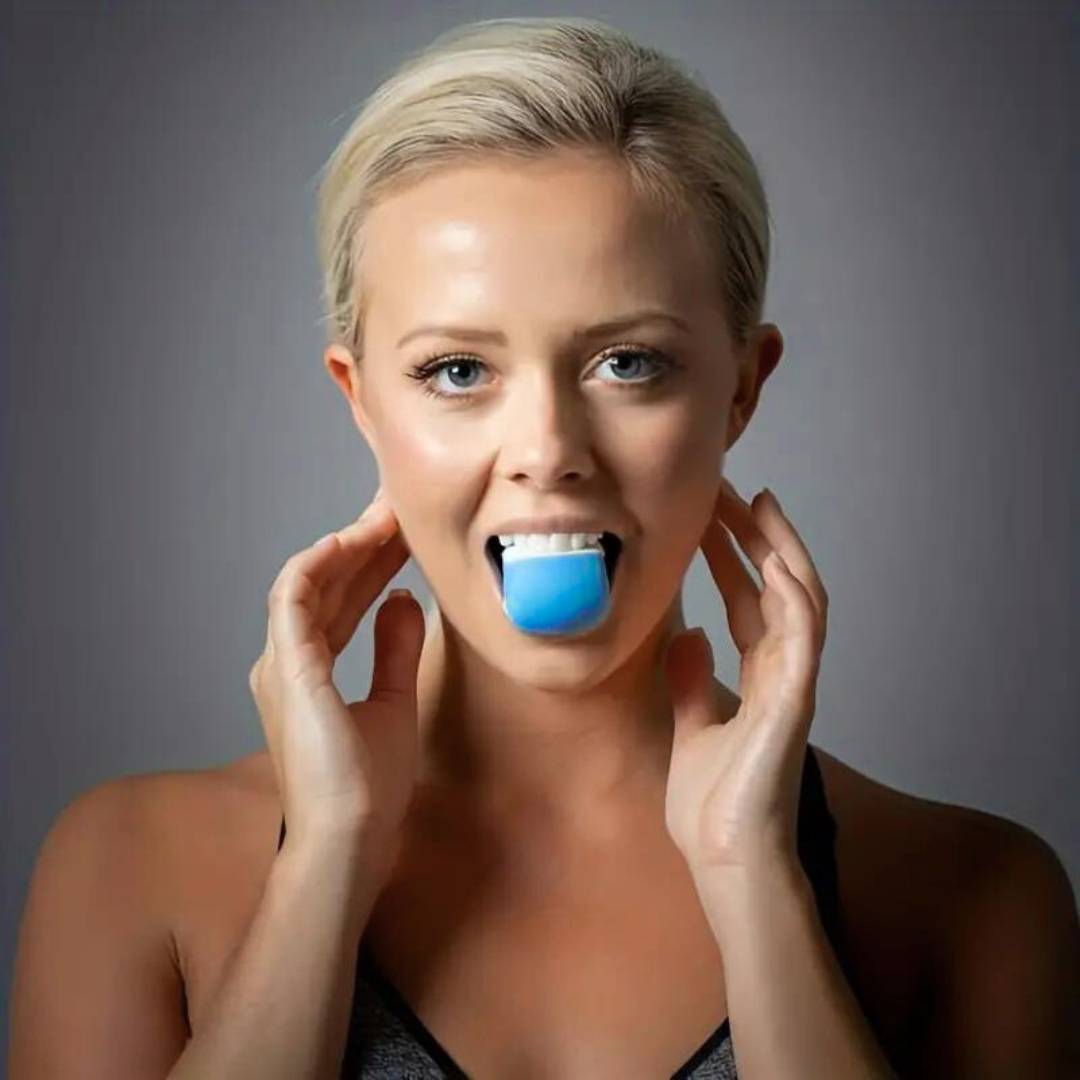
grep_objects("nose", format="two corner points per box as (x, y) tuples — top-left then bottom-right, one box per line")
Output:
(497, 371), (598, 488)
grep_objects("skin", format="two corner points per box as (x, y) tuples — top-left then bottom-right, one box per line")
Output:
(310, 149), (1077, 1074)
(10, 146), (1077, 1079)
(324, 147), (783, 862)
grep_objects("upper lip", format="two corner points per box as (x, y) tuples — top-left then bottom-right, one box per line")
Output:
(487, 515), (625, 539)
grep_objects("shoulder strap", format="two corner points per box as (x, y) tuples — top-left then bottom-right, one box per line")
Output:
(797, 745), (850, 971)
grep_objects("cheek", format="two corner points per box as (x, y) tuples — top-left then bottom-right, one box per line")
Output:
(373, 424), (485, 558)
(614, 400), (720, 498)
(380, 424), (470, 480)
(615, 410), (721, 568)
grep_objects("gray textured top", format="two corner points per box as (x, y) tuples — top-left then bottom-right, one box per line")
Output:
(277, 743), (847, 1078)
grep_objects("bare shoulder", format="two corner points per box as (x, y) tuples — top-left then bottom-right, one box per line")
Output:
(811, 743), (1068, 905)
(70, 751), (279, 880)
(88, 752), (283, 1031)
(807, 744), (970, 983)
(58, 752), (283, 987)
(133, 750), (283, 953)
(809, 743), (1079, 1072)
(148, 749), (281, 865)
(43, 751), (281, 935)
(9, 755), (273, 1075)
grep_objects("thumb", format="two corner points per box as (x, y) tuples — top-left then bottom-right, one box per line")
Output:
(368, 588), (425, 706)
(663, 627), (717, 748)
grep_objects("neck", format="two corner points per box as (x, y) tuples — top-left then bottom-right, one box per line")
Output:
(412, 592), (689, 845)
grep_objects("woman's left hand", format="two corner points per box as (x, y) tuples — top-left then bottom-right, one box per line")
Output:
(662, 478), (830, 877)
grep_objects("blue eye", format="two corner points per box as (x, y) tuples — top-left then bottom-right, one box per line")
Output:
(595, 349), (666, 384)
(411, 356), (486, 397)
(407, 345), (675, 401)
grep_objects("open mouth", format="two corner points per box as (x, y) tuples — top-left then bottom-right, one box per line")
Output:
(484, 533), (623, 594)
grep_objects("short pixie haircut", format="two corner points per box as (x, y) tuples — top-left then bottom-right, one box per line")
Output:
(315, 15), (772, 359)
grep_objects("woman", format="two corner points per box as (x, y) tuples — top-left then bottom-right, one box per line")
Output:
(10, 16), (1078, 1079)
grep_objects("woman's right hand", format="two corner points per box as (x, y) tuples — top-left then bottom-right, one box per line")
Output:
(248, 487), (426, 856)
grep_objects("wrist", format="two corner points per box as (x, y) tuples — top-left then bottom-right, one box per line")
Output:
(267, 830), (390, 947)
(279, 819), (400, 892)
(691, 847), (810, 895)
(690, 853), (814, 941)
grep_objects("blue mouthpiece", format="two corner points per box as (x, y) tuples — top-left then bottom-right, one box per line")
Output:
(500, 545), (611, 636)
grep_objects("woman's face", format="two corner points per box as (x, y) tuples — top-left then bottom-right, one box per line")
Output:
(332, 149), (750, 689)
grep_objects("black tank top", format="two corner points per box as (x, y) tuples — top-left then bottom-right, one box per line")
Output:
(276, 743), (849, 1079)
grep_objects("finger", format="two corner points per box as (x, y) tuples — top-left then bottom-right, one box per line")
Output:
(315, 497), (400, 579)
(752, 490), (828, 632)
(268, 555), (327, 680)
(699, 516), (765, 652)
(715, 478), (823, 667)
(762, 551), (820, 683)
(268, 503), (395, 665)
(326, 532), (412, 655)
(313, 499), (401, 624)
(663, 627), (717, 749)
(718, 481), (825, 649)
(368, 587), (425, 706)
(715, 478), (773, 571)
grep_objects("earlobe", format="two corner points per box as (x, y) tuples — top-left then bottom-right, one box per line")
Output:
(725, 323), (784, 451)
(725, 400), (749, 452)
(349, 399), (372, 442)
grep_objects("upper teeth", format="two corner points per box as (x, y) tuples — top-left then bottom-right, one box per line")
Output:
(497, 532), (603, 551)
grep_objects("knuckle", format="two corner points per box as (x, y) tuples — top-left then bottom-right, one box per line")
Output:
(268, 572), (287, 604)
(268, 574), (292, 612)
(270, 555), (302, 601)
(248, 656), (266, 698)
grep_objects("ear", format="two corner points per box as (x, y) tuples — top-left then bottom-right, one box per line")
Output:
(725, 322), (784, 451)
(324, 343), (377, 449)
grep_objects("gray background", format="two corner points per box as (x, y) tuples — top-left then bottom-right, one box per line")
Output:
(3, 0), (1077, 1062)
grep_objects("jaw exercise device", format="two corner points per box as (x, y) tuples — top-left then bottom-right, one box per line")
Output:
(486, 534), (623, 636)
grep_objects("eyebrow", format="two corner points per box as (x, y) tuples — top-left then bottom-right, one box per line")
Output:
(395, 310), (692, 350)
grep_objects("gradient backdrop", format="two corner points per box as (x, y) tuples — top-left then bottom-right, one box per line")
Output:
(2, 1), (1077, 1059)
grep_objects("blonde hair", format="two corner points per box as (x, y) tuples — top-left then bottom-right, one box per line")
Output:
(315, 16), (772, 358)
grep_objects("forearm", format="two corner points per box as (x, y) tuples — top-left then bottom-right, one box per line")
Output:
(694, 857), (897, 1080)
(167, 829), (393, 1080)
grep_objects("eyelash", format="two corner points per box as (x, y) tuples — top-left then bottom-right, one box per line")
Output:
(406, 344), (677, 401)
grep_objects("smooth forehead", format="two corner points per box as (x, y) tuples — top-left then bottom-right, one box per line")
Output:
(360, 151), (719, 337)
